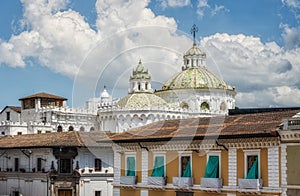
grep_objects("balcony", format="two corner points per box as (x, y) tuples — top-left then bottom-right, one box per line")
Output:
(200, 178), (222, 189)
(120, 176), (137, 185)
(238, 178), (263, 189)
(173, 177), (193, 188)
(148, 176), (166, 186)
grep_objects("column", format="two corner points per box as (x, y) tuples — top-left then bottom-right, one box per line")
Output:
(141, 150), (148, 196)
(281, 144), (287, 196)
(228, 148), (237, 187)
(268, 147), (280, 187)
(113, 151), (121, 196)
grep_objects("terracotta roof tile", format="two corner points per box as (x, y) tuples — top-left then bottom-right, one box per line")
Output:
(0, 106), (21, 114)
(19, 92), (67, 101)
(0, 131), (113, 149)
(108, 110), (300, 142)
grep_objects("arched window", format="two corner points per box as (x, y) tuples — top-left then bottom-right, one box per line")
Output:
(200, 102), (210, 110)
(145, 82), (148, 90)
(138, 83), (141, 90)
(90, 127), (95, 131)
(57, 125), (63, 132)
(180, 102), (189, 109)
(68, 126), (74, 131)
(80, 126), (85, 131)
(220, 102), (227, 111)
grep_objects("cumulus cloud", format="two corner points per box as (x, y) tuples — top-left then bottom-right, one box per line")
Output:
(197, 0), (228, 19)
(282, 0), (300, 8)
(0, 0), (300, 108)
(157, 0), (191, 9)
(200, 33), (300, 107)
(281, 24), (300, 49)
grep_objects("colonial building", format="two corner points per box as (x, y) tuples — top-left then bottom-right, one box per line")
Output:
(279, 112), (300, 196)
(0, 92), (101, 135)
(97, 40), (236, 133)
(0, 131), (114, 196)
(108, 109), (300, 196)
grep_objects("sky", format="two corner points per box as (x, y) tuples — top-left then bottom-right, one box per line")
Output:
(0, 0), (300, 109)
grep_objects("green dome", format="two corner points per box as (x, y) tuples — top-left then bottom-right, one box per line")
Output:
(117, 93), (169, 109)
(162, 67), (229, 90)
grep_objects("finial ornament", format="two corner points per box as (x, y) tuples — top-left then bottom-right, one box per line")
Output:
(191, 24), (198, 45)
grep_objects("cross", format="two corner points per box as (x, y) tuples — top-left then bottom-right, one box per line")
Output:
(190, 24), (198, 45)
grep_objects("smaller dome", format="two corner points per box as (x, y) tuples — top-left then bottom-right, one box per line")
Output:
(117, 93), (169, 109)
(100, 87), (110, 98)
(184, 44), (205, 57)
(162, 67), (229, 90)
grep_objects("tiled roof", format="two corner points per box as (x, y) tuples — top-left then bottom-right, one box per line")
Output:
(0, 131), (113, 149)
(0, 106), (21, 114)
(108, 110), (300, 142)
(19, 92), (67, 101)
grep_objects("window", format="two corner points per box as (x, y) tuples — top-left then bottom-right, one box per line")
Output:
(220, 102), (227, 111)
(125, 153), (136, 176)
(179, 153), (192, 177)
(200, 102), (210, 110)
(37, 130), (42, 134)
(95, 159), (102, 172)
(14, 158), (19, 172)
(95, 191), (101, 196)
(68, 126), (74, 131)
(13, 191), (20, 196)
(60, 159), (71, 173)
(6, 112), (10, 121)
(204, 151), (221, 178)
(37, 158), (44, 172)
(151, 153), (165, 177)
(244, 149), (260, 179)
(17, 132), (22, 135)
(176, 191), (193, 196)
(180, 102), (189, 109)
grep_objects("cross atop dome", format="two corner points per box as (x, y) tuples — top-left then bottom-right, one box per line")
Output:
(191, 24), (198, 46)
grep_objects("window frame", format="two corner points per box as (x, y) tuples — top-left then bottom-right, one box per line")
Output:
(94, 158), (102, 172)
(59, 158), (72, 174)
(243, 149), (260, 178)
(206, 151), (221, 178)
(125, 152), (136, 176)
(152, 151), (166, 177)
(178, 151), (192, 177)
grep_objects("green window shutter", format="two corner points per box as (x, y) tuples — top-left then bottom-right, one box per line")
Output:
(204, 156), (219, 178)
(246, 157), (258, 179)
(126, 157), (136, 176)
(182, 159), (191, 177)
(151, 156), (164, 177)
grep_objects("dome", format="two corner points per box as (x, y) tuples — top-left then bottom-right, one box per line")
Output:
(100, 88), (110, 98)
(184, 44), (205, 57)
(162, 67), (229, 90)
(117, 93), (169, 109)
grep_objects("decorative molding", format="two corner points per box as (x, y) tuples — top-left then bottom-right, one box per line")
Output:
(268, 147), (279, 188)
(228, 148), (237, 187)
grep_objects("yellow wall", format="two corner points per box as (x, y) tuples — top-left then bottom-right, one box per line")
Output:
(149, 190), (175, 196)
(193, 151), (206, 184)
(166, 151), (178, 184)
(221, 150), (228, 186)
(148, 151), (153, 176)
(237, 149), (244, 179)
(260, 148), (268, 187)
(287, 145), (300, 185)
(120, 189), (140, 196)
(136, 151), (142, 183)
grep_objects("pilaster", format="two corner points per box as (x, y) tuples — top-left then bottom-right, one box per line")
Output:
(228, 148), (237, 187)
(268, 147), (279, 187)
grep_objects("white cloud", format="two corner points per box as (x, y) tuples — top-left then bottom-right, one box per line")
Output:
(281, 24), (300, 49)
(0, 0), (300, 108)
(282, 0), (300, 8)
(196, 0), (228, 19)
(200, 33), (300, 107)
(158, 0), (191, 9)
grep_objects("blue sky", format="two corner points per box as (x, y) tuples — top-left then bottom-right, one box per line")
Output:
(0, 0), (300, 109)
